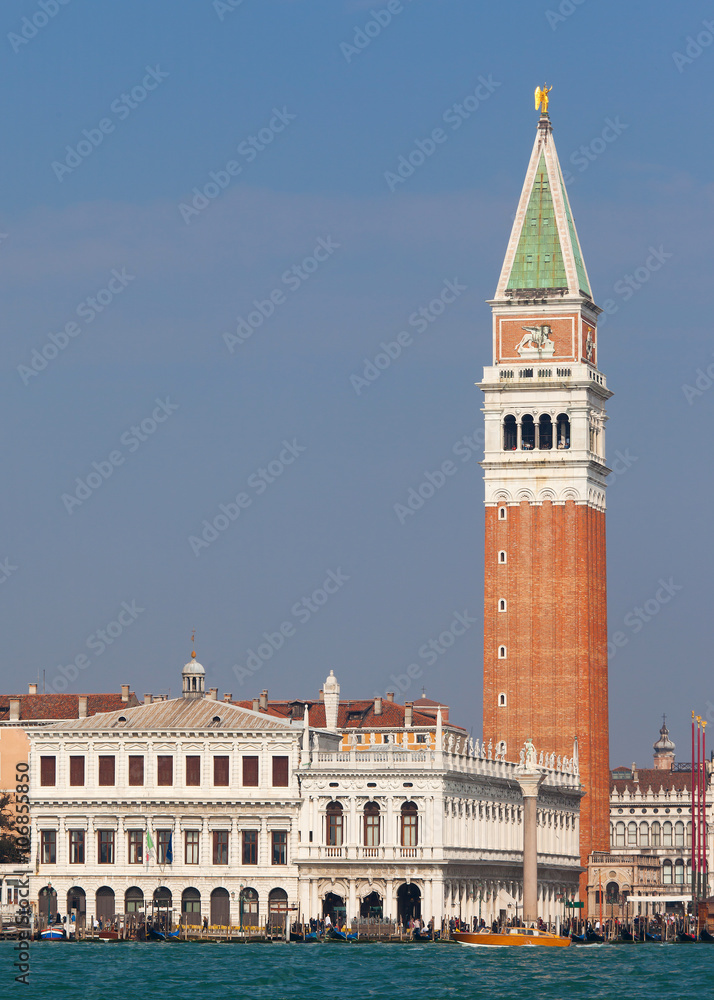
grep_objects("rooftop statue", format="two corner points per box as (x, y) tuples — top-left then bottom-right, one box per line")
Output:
(535, 83), (552, 114)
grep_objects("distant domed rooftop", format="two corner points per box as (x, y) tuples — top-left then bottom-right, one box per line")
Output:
(653, 717), (675, 754)
(182, 649), (206, 699)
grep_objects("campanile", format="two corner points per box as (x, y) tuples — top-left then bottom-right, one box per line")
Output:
(481, 103), (611, 886)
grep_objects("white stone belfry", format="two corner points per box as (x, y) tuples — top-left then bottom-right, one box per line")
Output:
(323, 670), (340, 731)
(182, 650), (205, 699)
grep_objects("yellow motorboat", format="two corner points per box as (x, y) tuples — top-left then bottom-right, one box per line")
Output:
(452, 927), (570, 948)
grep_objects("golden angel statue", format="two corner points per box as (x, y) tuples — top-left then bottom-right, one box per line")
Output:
(535, 84), (552, 114)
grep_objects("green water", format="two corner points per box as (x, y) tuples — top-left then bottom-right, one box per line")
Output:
(2, 940), (710, 999)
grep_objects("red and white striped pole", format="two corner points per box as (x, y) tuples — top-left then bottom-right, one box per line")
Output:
(692, 712), (698, 900)
(699, 721), (708, 898)
(697, 717), (703, 899)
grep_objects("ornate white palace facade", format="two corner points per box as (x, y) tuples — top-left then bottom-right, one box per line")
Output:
(26, 658), (582, 929)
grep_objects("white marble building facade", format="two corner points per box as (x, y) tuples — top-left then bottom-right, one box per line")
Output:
(297, 733), (582, 926)
(26, 664), (583, 928)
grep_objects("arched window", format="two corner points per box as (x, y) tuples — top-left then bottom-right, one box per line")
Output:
(498, 693), (507, 707)
(498, 599), (506, 612)
(605, 881), (619, 904)
(499, 551), (507, 564)
(503, 415), (517, 451)
(662, 860), (672, 885)
(687, 821), (692, 847)
(627, 821), (637, 846)
(498, 506), (507, 520)
(96, 886), (115, 921)
(268, 888), (288, 931)
(498, 646), (507, 659)
(674, 821), (684, 847)
(556, 413), (570, 449)
(326, 802), (343, 847)
(639, 821), (649, 847)
(674, 860), (685, 885)
(401, 802), (418, 847)
(662, 821), (673, 847)
(521, 415), (535, 450)
(210, 887), (230, 926)
(239, 887), (259, 928)
(364, 802), (380, 848)
(651, 821), (661, 846)
(538, 414), (553, 450)
(614, 821), (625, 847)
(181, 887), (201, 925)
(125, 886), (144, 913)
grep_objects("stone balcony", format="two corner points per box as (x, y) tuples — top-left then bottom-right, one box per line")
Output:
(304, 746), (581, 792)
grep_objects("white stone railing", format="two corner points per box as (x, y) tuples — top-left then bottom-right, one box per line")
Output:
(305, 741), (580, 791)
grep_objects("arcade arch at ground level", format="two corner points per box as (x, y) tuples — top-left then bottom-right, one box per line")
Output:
(31, 869), (580, 929)
(32, 878), (299, 930)
(299, 868), (579, 927)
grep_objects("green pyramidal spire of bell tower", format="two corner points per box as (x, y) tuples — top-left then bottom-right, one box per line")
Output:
(496, 113), (592, 301)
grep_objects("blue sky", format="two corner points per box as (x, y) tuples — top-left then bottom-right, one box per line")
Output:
(2, 0), (714, 766)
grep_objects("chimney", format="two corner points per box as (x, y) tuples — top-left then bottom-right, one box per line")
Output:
(121, 684), (130, 702)
(223, 692), (233, 703)
(374, 696), (382, 716)
(259, 690), (268, 711)
(405, 702), (413, 728)
(78, 696), (88, 719)
(632, 761), (639, 782)
(386, 691), (394, 703)
(252, 697), (260, 712)
(207, 688), (218, 701)
(318, 689), (324, 702)
(28, 683), (38, 695)
(144, 694), (153, 705)
(9, 698), (20, 722)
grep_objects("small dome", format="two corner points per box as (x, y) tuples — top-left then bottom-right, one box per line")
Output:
(183, 652), (205, 676)
(653, 717), (675, 754)
(182, 650), (206, 699)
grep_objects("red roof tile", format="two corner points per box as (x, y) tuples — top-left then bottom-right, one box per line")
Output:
(0, 692), (140, 722)
(611, 768), (691, 794)
(231, 697), (464, 732)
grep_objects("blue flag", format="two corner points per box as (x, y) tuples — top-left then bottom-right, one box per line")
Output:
(166, 833), (173, 864)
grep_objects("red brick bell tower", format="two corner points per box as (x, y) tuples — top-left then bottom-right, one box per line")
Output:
(480, 107), (611, 897)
